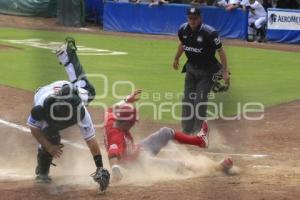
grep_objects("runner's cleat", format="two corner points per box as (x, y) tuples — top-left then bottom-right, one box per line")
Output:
(196, 120), (209, 148)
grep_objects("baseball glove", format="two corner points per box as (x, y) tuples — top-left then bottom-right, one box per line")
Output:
(91, 167), (110, 192)
(211, 70), (230, 93)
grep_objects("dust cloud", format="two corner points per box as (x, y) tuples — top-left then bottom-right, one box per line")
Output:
(0, 126), (239, 189)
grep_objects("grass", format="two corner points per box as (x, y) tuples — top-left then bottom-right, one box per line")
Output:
(0, 27), (299, 122)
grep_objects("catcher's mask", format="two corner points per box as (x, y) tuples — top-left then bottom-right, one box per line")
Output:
(211, 70), (230, 93)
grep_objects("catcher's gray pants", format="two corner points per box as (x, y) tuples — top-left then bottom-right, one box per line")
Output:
(182, 63), (214, 134)
(139, 127), (174, 155)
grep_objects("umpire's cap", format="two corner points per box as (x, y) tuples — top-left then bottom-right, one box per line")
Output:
(187, 7), (201, 16)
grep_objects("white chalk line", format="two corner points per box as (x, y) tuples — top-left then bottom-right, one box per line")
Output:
(1, 118), (269, 158)
(161, 147), (268, 158)
(204, 152), (268, 158)
(0, 118), (88, 150)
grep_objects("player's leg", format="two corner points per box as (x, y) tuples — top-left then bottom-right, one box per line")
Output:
(174, 121), (209, 148)
(139, 126), (208, 156)
(248, 17), (256, 42)
(35, 127), (61, 183)
(182, 63), (197, 134)
(193, 73), (214, 133)
(56, 37), (95, 103)
(75, 77), (96, 103)
(56, 37), (84, 82)
(139, 127), (175, 155)
(254, 17), (267, 42)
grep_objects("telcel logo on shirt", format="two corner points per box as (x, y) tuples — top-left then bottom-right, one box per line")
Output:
(183, 45), (203, 53)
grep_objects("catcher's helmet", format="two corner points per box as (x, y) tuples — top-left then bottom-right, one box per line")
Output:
(211, 70), (230, 93)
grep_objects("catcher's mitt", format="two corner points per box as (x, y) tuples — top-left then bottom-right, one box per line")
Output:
(91, 167), (110, 192)
(211, 70), (230, 93)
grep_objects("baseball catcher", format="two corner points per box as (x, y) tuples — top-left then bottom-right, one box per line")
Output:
(27, 81), (109, 192)
(103, 90), (234, 182)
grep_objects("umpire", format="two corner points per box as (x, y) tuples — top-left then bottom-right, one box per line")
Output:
(173, 7), (230, 134)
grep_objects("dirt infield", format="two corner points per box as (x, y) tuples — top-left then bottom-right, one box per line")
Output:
(0, 44), (21, 50)
(0, 85), (299, 200)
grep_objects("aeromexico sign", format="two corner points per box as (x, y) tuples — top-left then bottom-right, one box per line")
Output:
(268, 9), (300, 31)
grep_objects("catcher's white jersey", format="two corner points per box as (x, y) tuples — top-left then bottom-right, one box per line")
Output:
(27, 80), (95, 141)
(34, 80), (69, 107)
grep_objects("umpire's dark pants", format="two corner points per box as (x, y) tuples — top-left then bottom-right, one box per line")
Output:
(182, 63), (214, 134)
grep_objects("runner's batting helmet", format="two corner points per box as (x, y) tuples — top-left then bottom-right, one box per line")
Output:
(113, 103), (138, 123)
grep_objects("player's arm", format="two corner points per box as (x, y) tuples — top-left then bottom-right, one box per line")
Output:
(109, 157), (123, 182)
(217, 47), (228, 72)
(173, 27), (185, 70)
(217, 47), (230, 84)
(211, 31), (230, 83)
(173, 42), (184, 70)
(107, 141), (125, 182)
(86, 137), (102, 159)
(28, 112), (63, 158)
(79, 109), (110, 191)
(30, 127), (63, 158)
(113, 89), (142, 107)
(79, 108), (106, 169)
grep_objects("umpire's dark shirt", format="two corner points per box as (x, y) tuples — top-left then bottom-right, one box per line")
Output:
(178, 22), (222, 73)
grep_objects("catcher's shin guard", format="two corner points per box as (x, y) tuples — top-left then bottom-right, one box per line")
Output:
(36, 148), (53, 176)
(35, 128), (61, 176)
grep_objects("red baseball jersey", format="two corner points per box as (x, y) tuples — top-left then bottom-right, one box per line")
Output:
(104, 108), (140, 162)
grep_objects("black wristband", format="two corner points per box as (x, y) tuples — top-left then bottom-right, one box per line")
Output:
(93, 155), (103, 168)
